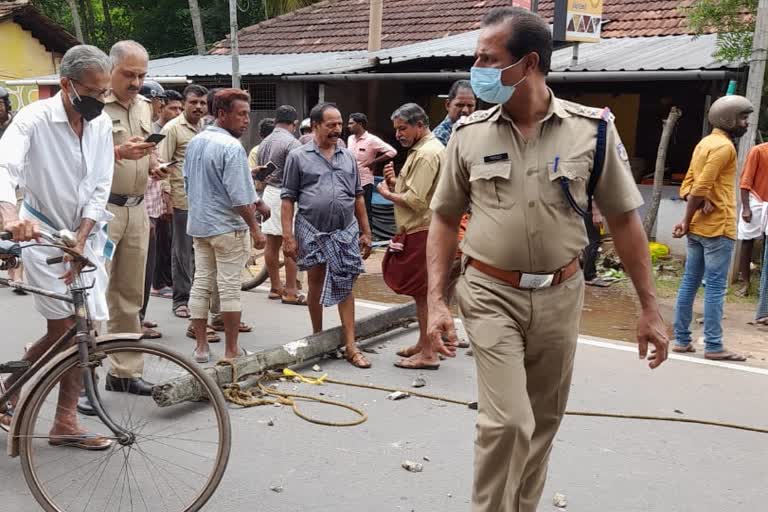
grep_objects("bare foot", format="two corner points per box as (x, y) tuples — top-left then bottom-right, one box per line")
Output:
(394, 352), (440, 370)
(396, 345), (420, 358)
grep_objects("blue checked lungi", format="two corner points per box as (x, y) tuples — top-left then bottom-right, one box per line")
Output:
(294, 214), (365, 307)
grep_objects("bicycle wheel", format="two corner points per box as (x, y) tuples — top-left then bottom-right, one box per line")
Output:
(18, 340), (231, 512)
(241, 248), (284, 291)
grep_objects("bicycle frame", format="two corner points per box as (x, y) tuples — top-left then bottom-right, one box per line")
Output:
(0, 276), (133, 444)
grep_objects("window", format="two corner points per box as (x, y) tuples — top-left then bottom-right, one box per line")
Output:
(246, 83), (277, 111)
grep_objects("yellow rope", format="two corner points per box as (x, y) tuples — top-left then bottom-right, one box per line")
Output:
(217, 364), (768, 435)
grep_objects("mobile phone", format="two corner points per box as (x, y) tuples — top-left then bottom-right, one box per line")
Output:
(159, 160), (179, 169)
(265, 161), (278, 174)
(145, 133), (166, 144)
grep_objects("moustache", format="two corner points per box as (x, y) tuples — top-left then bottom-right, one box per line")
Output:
(329, 133), (340, 138)
(128, 86), (139, 92)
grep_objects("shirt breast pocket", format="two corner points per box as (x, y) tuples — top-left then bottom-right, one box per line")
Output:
(469, 162), (512, 209)
(112, 126), (128, 147)
(545, 160), (591, 211)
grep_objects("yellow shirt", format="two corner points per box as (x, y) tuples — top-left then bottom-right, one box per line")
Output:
(678, 129), (737, 239)
(431, 92), (644, 273)
(248, 144), (260, 169)
(159, 114), (203, 210)
(394, 132), (444, 233)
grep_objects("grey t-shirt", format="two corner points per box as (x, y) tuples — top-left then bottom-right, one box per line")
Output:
(281, 141), (363, 232)
(256, 126), (301, 188)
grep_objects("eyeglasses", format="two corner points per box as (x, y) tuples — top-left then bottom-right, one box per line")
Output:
(71, 79), (111, 100)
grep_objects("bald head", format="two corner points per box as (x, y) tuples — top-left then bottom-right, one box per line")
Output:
(110, 40), (149, 104)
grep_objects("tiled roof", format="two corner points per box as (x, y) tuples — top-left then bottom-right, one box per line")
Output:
(211, 0), (704, 55)
(0, 0), (78, 53)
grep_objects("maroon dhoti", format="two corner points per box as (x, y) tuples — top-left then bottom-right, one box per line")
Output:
(382, 229), (429, 297)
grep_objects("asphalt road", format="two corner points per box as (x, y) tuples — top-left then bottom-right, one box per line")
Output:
(0, 285), (766, 511)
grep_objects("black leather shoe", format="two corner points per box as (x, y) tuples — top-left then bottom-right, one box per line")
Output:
(105, 374), (154, 396)
(77, 391), (97, 416)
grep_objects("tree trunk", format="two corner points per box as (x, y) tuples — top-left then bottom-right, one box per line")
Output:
(100, 0), (115, 46)
(152, 302), (418, 406)
(643, 107), (682, 240)
(188, 0), (207, 55)
(65, 0), (85, 42)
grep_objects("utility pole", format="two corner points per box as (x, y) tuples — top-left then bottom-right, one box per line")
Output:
(65, 0), (84, 42)
(229, 0), (241, 89)
(731, 0), (768, 282)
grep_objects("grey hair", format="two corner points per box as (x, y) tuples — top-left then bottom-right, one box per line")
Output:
(391, 103), (429, 127)
(109, 40), (149, 66)
(60, 45), (112, 81)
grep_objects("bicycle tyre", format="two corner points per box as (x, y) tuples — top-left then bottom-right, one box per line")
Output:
(18, 340), (231, 512)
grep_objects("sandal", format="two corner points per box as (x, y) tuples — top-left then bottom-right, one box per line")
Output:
(210, 318), (253, 333)
(48, 432), (113, 451)
(394, 358), (440, 371)
(281, 294), (307, 306)
(268, 288), (284, 300)
(141, 327), (162, 340)
(705, 350), (747, 362)
(346, 351), (371, 369)
(396, 346), (420, 358)
(174, 305), (191, 318)
(672, 344), (696, 353)
(186, 324), (221, 343)
(142, 320), (158, 328)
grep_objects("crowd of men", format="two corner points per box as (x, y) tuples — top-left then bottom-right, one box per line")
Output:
(0, 5), (765, 511)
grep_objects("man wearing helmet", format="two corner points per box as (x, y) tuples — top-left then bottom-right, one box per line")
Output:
(0, 86), (12, 139)
(673, 95), (753, 362)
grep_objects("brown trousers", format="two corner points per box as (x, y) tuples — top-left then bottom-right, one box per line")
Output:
(105, 203), (149, 378)
(457, 263), (584, 512)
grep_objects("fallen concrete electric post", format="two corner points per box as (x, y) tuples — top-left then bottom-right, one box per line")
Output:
(152, 301), (417, 407)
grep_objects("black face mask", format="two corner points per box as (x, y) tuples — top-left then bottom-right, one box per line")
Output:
(731, 125), (748, 138)
(69, 86), (105, 122)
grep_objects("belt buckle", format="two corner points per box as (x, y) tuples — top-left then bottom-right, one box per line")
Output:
(519, 273), (554, 289)
(125, 196), (141, 207)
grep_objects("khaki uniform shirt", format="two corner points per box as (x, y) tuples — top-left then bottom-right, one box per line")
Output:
(105, 94), (153, 196)
(394, 132), (443, 233)
(159, 113), (202, 210)
(431, 91), (644, 273)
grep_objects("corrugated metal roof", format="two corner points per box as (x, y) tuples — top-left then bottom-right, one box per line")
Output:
(148, 52), (372, 78)
(376, 33), (743, 71)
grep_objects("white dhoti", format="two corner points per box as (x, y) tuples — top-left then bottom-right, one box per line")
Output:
(20, 202), (112, 321)
(738, 193), (768, 240)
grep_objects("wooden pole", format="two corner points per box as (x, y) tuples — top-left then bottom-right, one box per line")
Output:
(229, 0), (241, 89)
(188, 0), (207, 55)
(731, 0), (768, 282)
(152, 302), (417, 406)
(65, 0), (85, 43)
(643, 106), (682, 240)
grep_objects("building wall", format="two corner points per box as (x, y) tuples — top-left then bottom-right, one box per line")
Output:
(0, 20), (61, 110)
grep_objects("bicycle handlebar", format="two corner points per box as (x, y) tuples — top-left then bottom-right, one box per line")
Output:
(0, 230), (95, 269)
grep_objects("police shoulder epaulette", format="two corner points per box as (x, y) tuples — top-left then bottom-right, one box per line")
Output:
(454, 106), (500, 130)
(560, 100), (615, 122)
(138, 94), (151, 103)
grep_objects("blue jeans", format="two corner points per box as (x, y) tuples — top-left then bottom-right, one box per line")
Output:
(756, 238), (768, 321)
(673, 234), (734, 353)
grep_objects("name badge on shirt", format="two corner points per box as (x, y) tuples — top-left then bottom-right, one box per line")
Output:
(483, 153), (509, 163)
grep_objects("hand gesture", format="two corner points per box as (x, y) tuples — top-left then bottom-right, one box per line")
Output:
(282, 235), (298, 260)
(383, 162), (397, 189)
(426, 300), (459, 359)
(3, 218), (40, 242)
(359, 232), (372, 260)
(672, 221), (688, 239)
(118, 136), (155, 161)
(742, 206), (753, 224)
(637, 308), (669, 369)
(255, 200), (271, 222)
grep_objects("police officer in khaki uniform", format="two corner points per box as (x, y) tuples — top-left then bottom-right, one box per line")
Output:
(425, 8), (669, 512)
(102, 41), (161, 395)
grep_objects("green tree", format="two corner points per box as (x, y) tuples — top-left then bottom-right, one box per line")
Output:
(262, 0), (320, 19)
(686, 0), (757, 61)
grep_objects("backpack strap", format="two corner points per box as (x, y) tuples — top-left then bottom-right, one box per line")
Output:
(585, 108), (611, 215)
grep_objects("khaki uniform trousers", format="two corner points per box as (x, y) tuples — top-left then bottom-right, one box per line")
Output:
(105, 203), (150, 378)
(457, 263), (584, 512)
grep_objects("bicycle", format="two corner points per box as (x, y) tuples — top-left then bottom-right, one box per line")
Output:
(0, 229), (231, 512)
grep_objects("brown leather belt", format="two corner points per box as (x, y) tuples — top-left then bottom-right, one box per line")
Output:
(467, 256), (581, 289)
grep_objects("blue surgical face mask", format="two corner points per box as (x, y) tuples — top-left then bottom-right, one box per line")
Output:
(470, 58), (527, 105)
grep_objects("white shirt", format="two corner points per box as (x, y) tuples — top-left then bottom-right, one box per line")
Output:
(0, 92), (113, 231)
(0, 93), (115, 321)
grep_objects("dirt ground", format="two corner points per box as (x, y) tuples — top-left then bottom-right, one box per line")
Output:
(356, 248), (768, 368)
